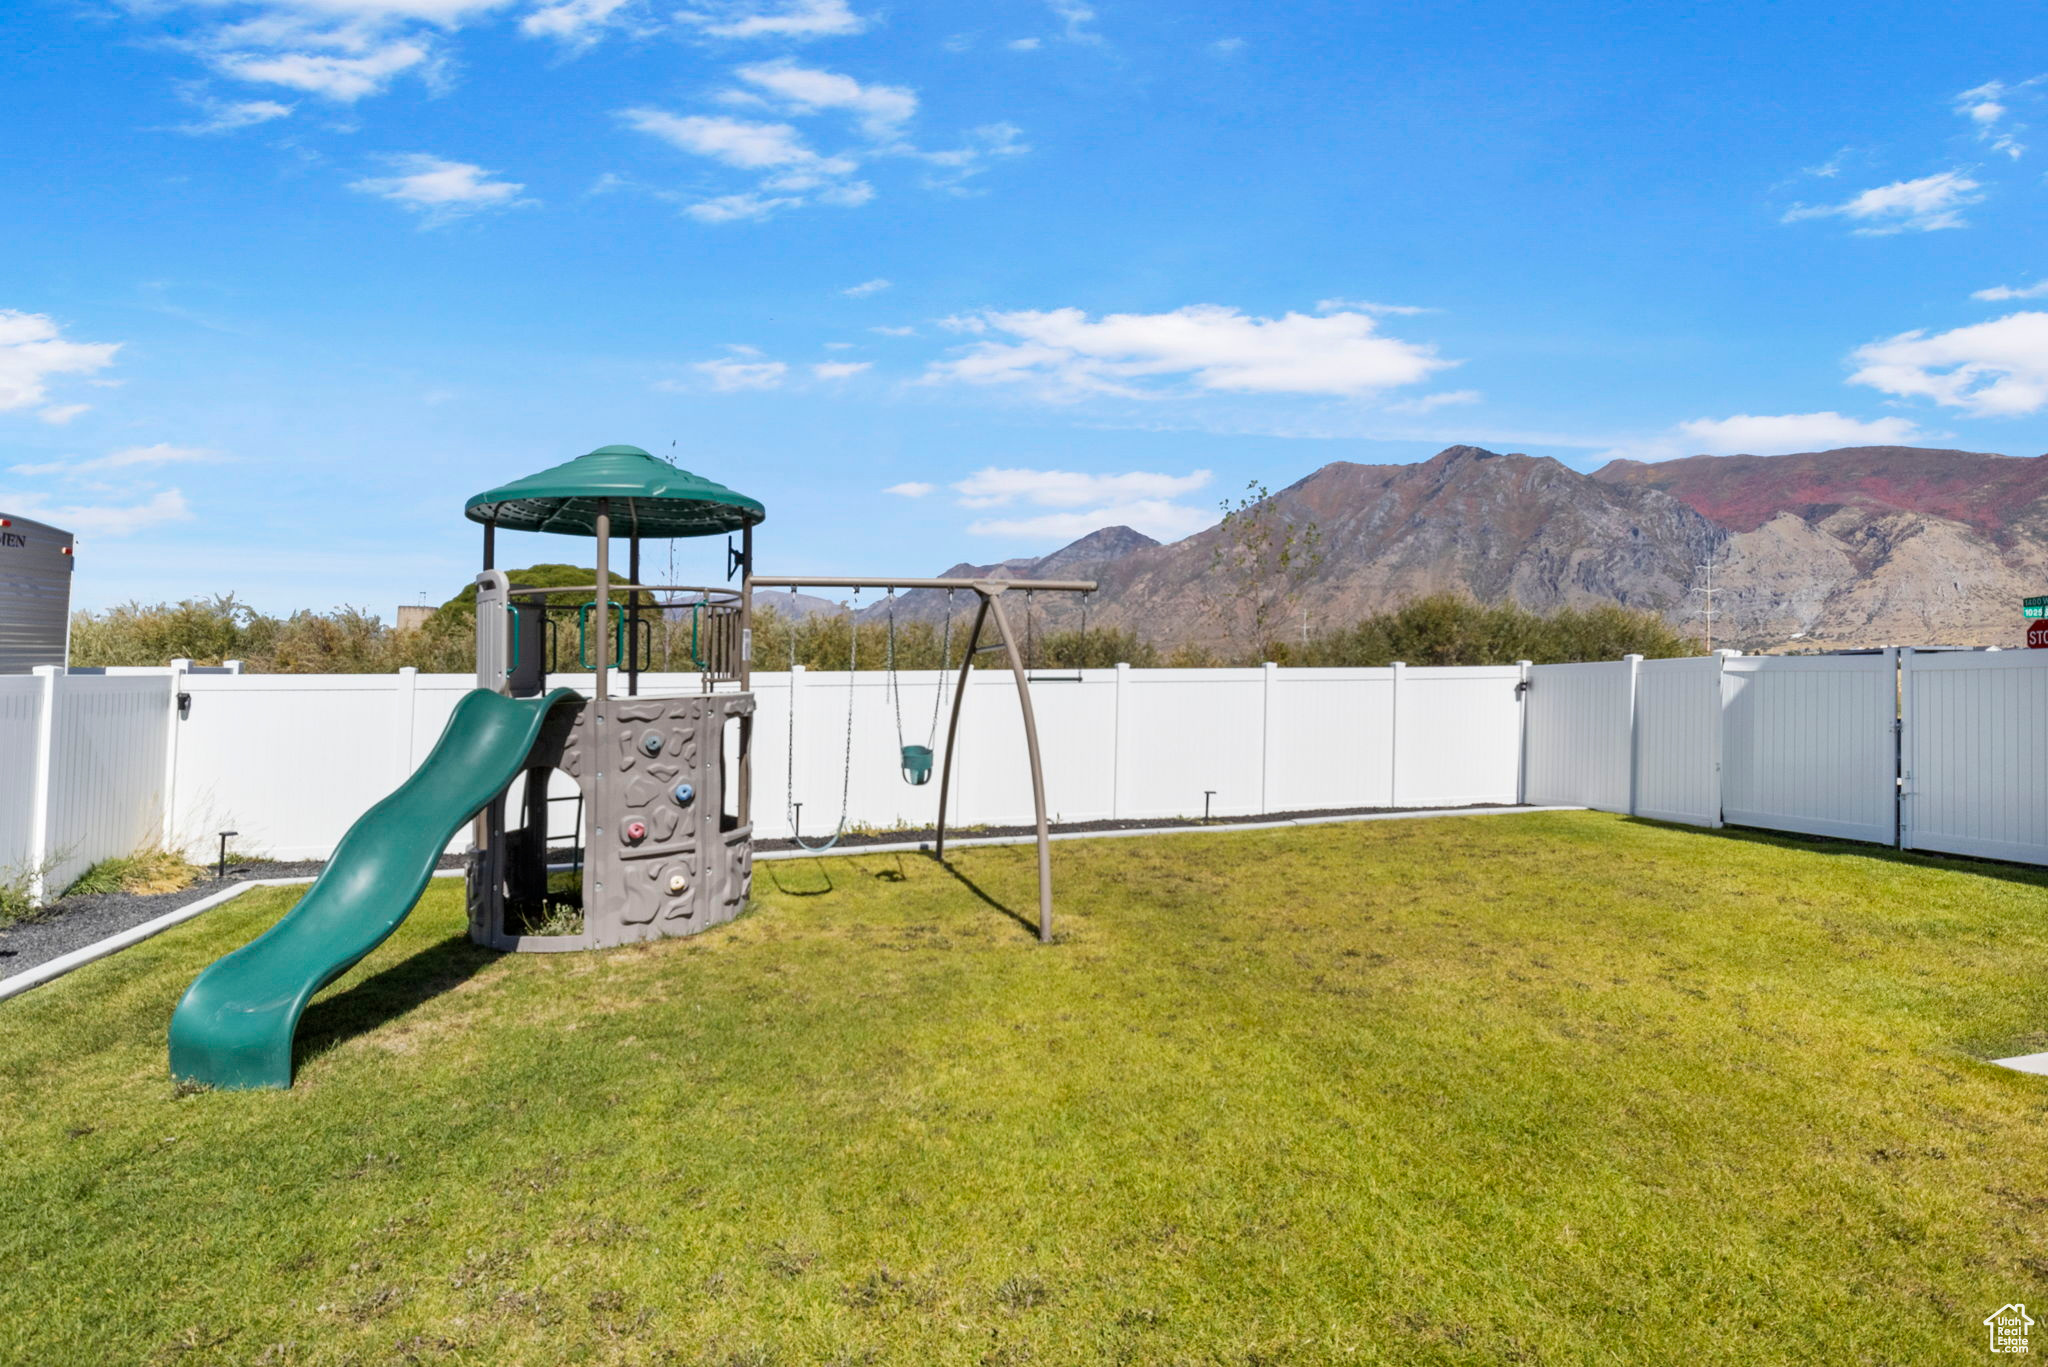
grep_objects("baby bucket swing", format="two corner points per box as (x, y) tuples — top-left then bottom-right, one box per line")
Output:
(884, 588), (954, 786)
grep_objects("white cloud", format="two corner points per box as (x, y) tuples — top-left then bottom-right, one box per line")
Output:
(814, 179), (873, 207)
(920, 122), (1027, 187)
(349, 154), (530, 224)
(521, 0), (635, 42)
(884, 481), (934, 497)
(1008, 37), (1041, 51)
(623, 107), (874, 219)
(37, 404), (89, 425)
(925, 304), (1453, 399)
(684, 191), (802, 222)
(1045, 0), (1099, 43)
(175, 97), (295, 134)
(870, 324), (917, 337)
(215, 42), (432, 102)
(951, 466), (1213, 509)
(0, 311), (120, 417)
(1385, 389), (1481, 415)
(622, 111), (821, 168)
(1209, 37), (1244, 56)
(841, 277), (891, 297)
(1314, 297), (1434, 316)
(693, 354), (789, 390)
(732, 60), (916, 136)
(9, 443), (223, 478)
(1782, 170), (1984, 234)
(678, 0), (865, 38)
(811, 360), (870, 379)
(1974, 280), (2048, 302)
(1676, 412), (1923, 454)
(1803, 149), (1849, 178)
(1956, 79), (2032, 159)
(946, 466), (1213, 544)
(1849, 311), (2048, 416)
(0, 489), (193, 537)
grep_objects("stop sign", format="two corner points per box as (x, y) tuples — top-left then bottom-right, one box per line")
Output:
(2029, 619), (2048, 649)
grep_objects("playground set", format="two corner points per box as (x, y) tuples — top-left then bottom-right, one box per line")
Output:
(167, 445), (1094, 1089)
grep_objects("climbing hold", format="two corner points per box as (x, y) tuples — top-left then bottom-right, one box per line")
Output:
(667, 872), (687, 894)
(641, 730), (664, 756)
(623, 820), (647, 844)
(673, 783), (695, 806)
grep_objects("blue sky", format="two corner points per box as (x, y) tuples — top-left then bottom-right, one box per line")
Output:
(6, 0), (2048, 614)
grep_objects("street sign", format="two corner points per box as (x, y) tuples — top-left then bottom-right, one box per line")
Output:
(2027, 594), (2048, 619)
(2029, 619), (2048, 649)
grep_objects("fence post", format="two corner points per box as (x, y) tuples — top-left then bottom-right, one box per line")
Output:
(1260, 661), (1277, 814)
(786, 664), (805, 839)
(1389, 661), (1406, 807)
(161, 658), (189, 850)
(1623, 654), (1643, 817)
(1892, 646), (1908, 850)
(394, 667), (419, 783)
(1710, 649), (1739, 828)
(1516, 659), (1532, 805)
(27, 666), (58, 904)
(1111, 662), (1128, 819)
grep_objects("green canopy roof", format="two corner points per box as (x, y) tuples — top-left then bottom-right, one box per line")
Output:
(465, 445), (765, 538)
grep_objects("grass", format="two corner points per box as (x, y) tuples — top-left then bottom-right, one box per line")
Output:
(64, 845), (205, 898)
(5, 810), (2048, 1364)
(0, 870), (39, 928)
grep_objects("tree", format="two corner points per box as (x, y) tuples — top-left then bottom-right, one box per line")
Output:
(1206, 480), (1325, 663)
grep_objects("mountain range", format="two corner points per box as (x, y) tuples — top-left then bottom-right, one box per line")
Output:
(879, 445), (2048, 652)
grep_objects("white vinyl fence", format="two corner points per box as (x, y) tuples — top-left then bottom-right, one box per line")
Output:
(160, 663), (1529, 862)
(15, 645), (2048, 898)
(1522, 647), (2048, 864)
(1902, 650), (2048, 864)
(5, 668), (176, 897)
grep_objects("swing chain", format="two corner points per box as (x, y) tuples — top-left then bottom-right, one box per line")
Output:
(785, 588), (859, 850)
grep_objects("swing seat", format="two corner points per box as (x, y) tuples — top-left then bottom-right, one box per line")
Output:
(900, 744), (934, 786)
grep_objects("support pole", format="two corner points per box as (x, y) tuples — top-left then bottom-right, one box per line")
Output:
(987, 591), (1054, 943)
(933, 593), (990, 860)
(482, 521), (495, 572)
(627, 532), (640, 698)
(594, 499), (610, 704)
(738, 522), (754, 826)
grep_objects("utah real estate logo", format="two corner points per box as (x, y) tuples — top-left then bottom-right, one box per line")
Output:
(1987, 1303), (2034, 1353)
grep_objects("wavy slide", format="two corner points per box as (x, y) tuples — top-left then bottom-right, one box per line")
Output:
(169, 686), (578, 1090)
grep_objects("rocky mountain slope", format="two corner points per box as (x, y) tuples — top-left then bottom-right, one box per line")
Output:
(1594, 447), (2048, 648)
(854, 525), (1160, 626)
(1067, 447), (1725, 648)
(891, 444), (2048, 652)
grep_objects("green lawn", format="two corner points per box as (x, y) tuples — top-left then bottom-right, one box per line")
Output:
(6, 811), (2048, 1365)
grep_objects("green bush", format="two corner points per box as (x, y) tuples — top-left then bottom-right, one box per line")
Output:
(64, 847), (203, 899)
(1278, 594), (1702, 668)
(70, 581), (1699, 674)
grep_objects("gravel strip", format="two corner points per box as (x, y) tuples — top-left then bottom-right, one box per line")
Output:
(0, 856), (467, 980)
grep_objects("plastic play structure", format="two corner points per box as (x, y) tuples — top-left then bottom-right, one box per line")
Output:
(168, 445), (1094, 1089)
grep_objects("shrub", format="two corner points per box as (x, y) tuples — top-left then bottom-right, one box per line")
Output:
(65, 846), (203, 898)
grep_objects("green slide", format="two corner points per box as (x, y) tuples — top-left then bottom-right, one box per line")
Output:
(168, 686), (579, 1090)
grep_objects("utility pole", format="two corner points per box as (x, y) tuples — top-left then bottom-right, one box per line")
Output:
(1691, 556), (1718, 651)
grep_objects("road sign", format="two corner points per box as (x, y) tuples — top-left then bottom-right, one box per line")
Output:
(2029, 619), (2048, 649)
(2027, 595), (2048, 619)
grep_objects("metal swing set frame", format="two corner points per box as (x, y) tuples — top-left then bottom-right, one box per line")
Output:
(747, 574), (1095, 942)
